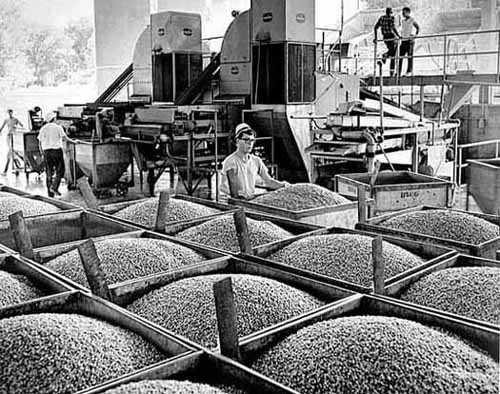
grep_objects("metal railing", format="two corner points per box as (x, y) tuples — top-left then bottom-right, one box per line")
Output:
(454, 139), (500, 186)
(322, 28), (500, 80)
(370, 28), (500, 81)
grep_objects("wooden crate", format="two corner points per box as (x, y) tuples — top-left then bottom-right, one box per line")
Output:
(0, 210), (139, 252)
(0, 290), (198, 393)
(228, 194), (374, 228)
(94, 194), (236, 230)
(0, 253), (76, 309)
(78, 351), (297, 394)
(334, 171), (454, 215)
(239, 294), (499, 363)
(245, 227), (456, 293)
(32, 230), (228, 292)
(356, 206), (500, 259)
(382, 253), (500, 328)
(0, 184), (81, 211)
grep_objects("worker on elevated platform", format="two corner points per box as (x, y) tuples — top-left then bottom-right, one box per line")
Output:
(0, 109), (24, 175)
(399, 7), (420, 77)
(38, 112), (73, 197)
(373, 7), (401, 77)
(220, 123), (287, 199)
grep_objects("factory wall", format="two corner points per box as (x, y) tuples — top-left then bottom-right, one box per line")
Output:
(94, 0), (151, 94)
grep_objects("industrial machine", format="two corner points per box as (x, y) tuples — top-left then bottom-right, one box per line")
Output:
(62, 0), (460, 198)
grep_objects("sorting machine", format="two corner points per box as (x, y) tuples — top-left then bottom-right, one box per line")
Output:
(60, 0), (460, 197)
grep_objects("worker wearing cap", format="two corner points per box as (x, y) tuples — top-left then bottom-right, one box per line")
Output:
(38, 112), (72, 197)
(220, 123), (287, 199)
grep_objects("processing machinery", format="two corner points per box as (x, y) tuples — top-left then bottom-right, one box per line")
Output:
(61, 0), (460, 197)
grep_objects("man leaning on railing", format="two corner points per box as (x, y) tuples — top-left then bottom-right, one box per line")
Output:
(399, 7), (420, 77)
(373, 7), (401, 77)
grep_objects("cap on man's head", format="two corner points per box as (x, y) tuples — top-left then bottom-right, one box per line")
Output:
(45, 111), (56, 123)
(386, 7), (392, 14)
(7, 109), (13, 113)
(234, 123), (255, 139)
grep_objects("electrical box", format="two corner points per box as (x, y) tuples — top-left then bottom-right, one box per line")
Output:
(251, 0), (315, 43)
(151, 11), (202, 53)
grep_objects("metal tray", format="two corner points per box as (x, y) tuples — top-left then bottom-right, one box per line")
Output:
(356, 205), (500, 259)
(0, 210), (140, 252)
(78, 351), (297, 394)
(228, 194), (374, 228)
(245, 226), (456, 293)
(0, 253), (76, 309)
(382, 253), (500, 328)
(239, 294), (499, 362)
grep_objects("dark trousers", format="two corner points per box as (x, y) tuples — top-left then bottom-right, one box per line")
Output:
(383, 37), (397, 76)
(399, 40), (414, 74)
(44, 149), (64, 193)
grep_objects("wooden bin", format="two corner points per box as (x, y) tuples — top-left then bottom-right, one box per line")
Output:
(356, 206), (500, 259)
(165, 210), (322, 255)
(468, 158), (500, 215)
(244, 227), (456, 293)
(31, 230), (228, 292)
(227, 194), (373, 228)
(238, 294), (499, 369)
(0, 290), (198, 393)
(78, 351), (297, 394)
(382, 253), (500, 328)
(0, 253), (76, 309)
(0, 210), (139, 252)
(334, 171), (454, 215)
(94, 194), (236, 230)
(0, 184), (81, 212)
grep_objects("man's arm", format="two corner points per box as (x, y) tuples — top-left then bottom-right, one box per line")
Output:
(373, 18), (380, 42)
(413, 20), (420, 36)
(16, 118), (24, 128)
(0, 120), (6, 134)
(258, 159), (286, 190)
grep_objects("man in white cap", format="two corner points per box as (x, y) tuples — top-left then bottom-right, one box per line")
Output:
(220, 123), (287, 199)
(37, 111), (72, 197)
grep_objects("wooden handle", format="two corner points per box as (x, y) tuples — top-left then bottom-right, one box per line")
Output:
(226, 169), (240, 198)
(233, 209), (252, 255)
(78, 239), (112, 301)
(357, 185), (367, 224)
(154, 191), (170, 232)
(77, 177), (100, 211)
(213, 277), (241, 361)
(372, 236), (385, 295)
(9, 211), (34, 259)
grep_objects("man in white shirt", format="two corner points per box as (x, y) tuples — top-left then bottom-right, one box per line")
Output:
(38, 112), (71, 197)
(220, 123), (286, 199)
(399, 7), (420, 76)
(0, 109), (24, 174)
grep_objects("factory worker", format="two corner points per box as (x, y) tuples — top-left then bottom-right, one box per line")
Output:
(220, 123), (287, 199)
(38, 111), (72, 197)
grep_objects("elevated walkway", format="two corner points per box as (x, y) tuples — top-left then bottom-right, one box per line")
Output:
(364, 73), (500, 87)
